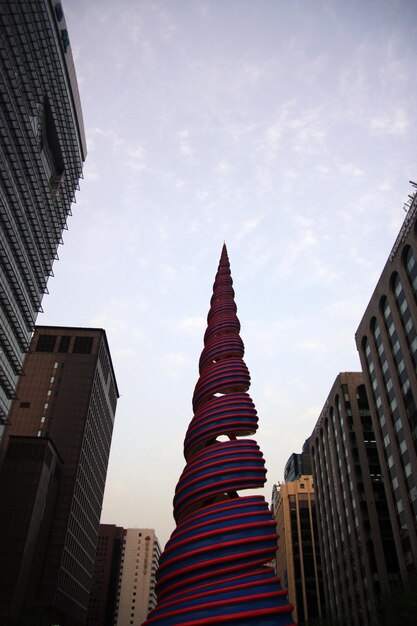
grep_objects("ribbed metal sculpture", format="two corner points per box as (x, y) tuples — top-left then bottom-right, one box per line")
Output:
(144, 245), (295, 625)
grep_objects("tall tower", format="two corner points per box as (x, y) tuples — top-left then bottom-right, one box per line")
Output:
(0, 326), (118, 626)
(0, 0), (86, 427)
(87, 524), (124, 626)
(310, 372), (399, 626)
(114, 529), (161, 626)
(356, 189), (417, 576)
(144, 245), (295, 625)
(271, 476), (324, 625)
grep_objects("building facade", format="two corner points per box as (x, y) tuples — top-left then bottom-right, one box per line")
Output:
(283, 438), (312, 483)
(356, 191), (417, 578)
(0, 0), (86, 427)
(87, 525), (124, 626)
(114, 529), (161, 626)
(0, 326), (118, 625)
(310, 372), (399, 626)
(0, 435), (63, 621)
(271, 476), (324, 625)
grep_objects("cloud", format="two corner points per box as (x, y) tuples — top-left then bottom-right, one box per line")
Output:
(178, 129), (193, 158)
(114, 347), (135, 359)
(242, 62), (270, 84)
(126, 146), (147, 171)
(217, 160), (231, 175)
(89, 314), (128, 333)
(179, 317), (206, 332)
(295, 339), (325, 352)
(261, 103), (327, 159)
(161, 353), (186, 378)
(160, 263), (177, 281)
(235, 217), (262, 241)
(337, 162), (364, 178)
(369, 108), (409, 136)
(90, 126), (125, 149)
(84, 161), (100, 181)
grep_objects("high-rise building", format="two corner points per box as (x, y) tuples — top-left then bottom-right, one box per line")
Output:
(355, 189), (417, 576)
(310, 372), (399, 626)
(0, 0), (86, 428)
(271, 476), (324, 625)
(283, 438), (312, 483)
(114, 529), (161, 626)
(87, 524), (124, 626)
(0, 326), (118, 626)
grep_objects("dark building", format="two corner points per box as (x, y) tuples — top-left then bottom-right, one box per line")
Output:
(310, 372), (399, 626)
(355, 190), (417, 577)
(0, 436), (62, 621)
(0, 326), (119, 626)
(284, 438), (312, 483)
(271, 475), (324, 625)
(87, 525), (124, 626)
(0, 0), (86, 428)
(87, 526), (161, 626)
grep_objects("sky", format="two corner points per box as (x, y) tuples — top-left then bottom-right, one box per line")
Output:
(41, 0), (417, 548)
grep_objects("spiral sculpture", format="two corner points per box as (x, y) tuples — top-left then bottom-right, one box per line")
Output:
(144, 245), (296, 626)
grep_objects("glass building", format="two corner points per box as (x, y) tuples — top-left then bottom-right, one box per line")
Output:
(356, 191), (417, 578)
(0, 0), (86, 428)
(283, 438), (312, 483)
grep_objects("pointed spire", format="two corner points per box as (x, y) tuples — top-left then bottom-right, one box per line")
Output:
(143, 246), (296, 625)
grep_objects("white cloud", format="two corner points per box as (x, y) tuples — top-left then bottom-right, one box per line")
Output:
(369, 108), (409, 136)
(338, 162), (364, 178)
(161, 353), (186, 378)
(179, 317), (206, 332)
(114, 347), (135, 359)
(178, 129), (193, 158)
(217, 160), (231, 174)
(89, 314), (128, 333)
(235, 217), (262, 241)
(126, 146), (147, 171)
(295, 339), (325, 352)
(90, 126), (125, 149)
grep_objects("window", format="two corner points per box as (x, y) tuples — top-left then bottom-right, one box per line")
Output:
(36, 334), (57, 352)
(73, 336), (94, 354)
(19, 401), (30, 408)
(40, 97), (64, 198)
(58, 335), (71, 353)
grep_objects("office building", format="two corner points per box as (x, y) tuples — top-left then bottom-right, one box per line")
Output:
(0, 326), (118, 625)
(271, 476), (324, 625)
(87, 524), (124, 626)
(0, 0), (86, 427)
(356, 189), (417, 576)
(114, 529), (161, 626)
(284, 438), (312, 483)
(310, 372), (399, 626)
(0, 435), (63, 622)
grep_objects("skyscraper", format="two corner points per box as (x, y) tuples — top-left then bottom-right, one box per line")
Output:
(0, 326), (118, 625)
(144, 245), (295, 625)
(114, 529), (161, 626)
(283, 438), (312, 483)
(0, 0), (86, 427)
(271, 476), (324, 625)
(355, 188), (417, 577)
(310, 372), (399, 626)
(87, 524), (124, 626)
